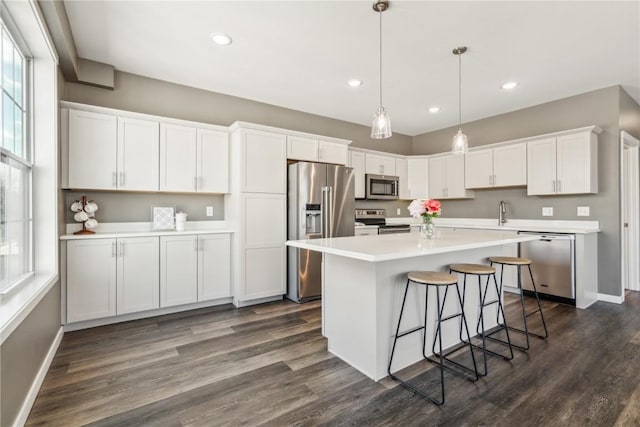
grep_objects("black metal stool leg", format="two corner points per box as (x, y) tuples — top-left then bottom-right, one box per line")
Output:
(527, 264), (549, 339)
(492, 272), (514, 360)
(517, 265), (532, 349)
(388, 279), (412, 377)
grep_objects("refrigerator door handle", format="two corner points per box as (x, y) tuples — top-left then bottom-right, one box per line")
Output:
(322, 186), (332, 238)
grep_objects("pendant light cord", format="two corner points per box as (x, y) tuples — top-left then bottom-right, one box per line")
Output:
(379, 7), (383, 107)
(458, 51), (462, 129)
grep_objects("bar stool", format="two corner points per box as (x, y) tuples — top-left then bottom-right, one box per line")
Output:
(487, 256), (548, 351)
(449, 263), (514, 377)
(388, 271), (478, 405)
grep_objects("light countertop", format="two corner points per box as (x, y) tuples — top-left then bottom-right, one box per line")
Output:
(386, 217), (600, 234)
(286, 229), (539, 262)
(60, 221), (233, 240)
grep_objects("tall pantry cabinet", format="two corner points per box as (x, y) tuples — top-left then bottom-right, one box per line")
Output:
(226, 123), (287, 305)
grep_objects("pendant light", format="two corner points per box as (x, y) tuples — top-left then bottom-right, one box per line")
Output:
(452, 46), (468, 154)
(371, 0), (392, 139)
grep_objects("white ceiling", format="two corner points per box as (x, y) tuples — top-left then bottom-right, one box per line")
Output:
(63, 1), (640, 136)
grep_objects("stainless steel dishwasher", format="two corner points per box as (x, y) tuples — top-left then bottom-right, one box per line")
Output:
(518, 231), (576, 305)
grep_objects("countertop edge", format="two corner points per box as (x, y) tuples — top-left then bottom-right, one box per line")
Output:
(60, 229), (235, 240)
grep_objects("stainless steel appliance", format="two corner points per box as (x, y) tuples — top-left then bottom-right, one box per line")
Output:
(518, 231), (576, 305)
(355, 209), (411, 234)
(365, 174), (399, 200)
(287, 162), (355, 302)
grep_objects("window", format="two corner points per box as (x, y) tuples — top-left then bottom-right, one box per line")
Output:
(0, 19), (31, 293)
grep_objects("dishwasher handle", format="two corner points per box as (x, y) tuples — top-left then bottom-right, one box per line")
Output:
(517, 231), (575, 241)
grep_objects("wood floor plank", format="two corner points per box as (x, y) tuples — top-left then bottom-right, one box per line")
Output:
(27, 292), (640, 426)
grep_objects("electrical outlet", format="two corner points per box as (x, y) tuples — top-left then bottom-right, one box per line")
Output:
(396, 208), (401, 216)
(206, 206), (213, 217)
(577, 206), (590, 216)
(542, 207), (553, 217)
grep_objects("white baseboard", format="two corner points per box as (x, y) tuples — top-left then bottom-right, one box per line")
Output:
(13, 326), (63, 427)
(597, 293), (624, 304)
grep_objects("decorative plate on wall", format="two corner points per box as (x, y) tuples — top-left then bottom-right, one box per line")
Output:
(152, 206), (175, 230)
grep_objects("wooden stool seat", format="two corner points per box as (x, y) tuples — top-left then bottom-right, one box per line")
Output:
(449, 263), (496, 275)
(489, 256), (532, 265)
(407, 271), (458, 285)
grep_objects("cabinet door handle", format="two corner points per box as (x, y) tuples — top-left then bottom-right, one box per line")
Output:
(493, 174), (496, 186)
(552, 180), (556, 192)
(112, 242), (116, 257)
(558, 180), (561, 193)
(194, 238), (198, 251)
(112, 172), (117, 187)
(120, 172), (125, 186)
(119, 242), (125, 257)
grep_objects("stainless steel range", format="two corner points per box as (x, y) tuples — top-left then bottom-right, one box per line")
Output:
(355, 209), (411, 235)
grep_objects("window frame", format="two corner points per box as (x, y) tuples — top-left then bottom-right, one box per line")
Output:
(0, 14), (35, 294)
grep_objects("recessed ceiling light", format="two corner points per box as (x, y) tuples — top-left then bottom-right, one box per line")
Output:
(210, 32), (232, 46)
(348, 79), (363, 87)
(501, 81), (519, 90)
(428, 106), (440, 113)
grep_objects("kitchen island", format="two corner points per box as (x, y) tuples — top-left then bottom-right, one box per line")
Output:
(287, 229), (541, 381)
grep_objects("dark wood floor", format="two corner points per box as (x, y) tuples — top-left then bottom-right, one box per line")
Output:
(26, 292), (640, 426)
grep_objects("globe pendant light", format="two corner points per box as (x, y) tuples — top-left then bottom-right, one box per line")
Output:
(452, 46), (468, 154)
(371, 0), (392, 139)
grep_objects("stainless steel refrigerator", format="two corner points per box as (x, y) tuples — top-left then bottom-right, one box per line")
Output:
(287, 162), (355, 302)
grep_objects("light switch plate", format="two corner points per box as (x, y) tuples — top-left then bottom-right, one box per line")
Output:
(577, 206), (590, 216)
(542, 207), (553, 217)
(206, 206), (214, 217)
(396, 208), (401, 216)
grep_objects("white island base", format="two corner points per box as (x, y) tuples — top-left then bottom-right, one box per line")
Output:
(288, 230), (544, 381)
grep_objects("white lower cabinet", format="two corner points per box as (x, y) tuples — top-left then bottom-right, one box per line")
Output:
(117, 237), (160, 315)
(198, 234), (232, 301)
(160, 235), (199, 307)
(67, 236), (159, 322)
(67, 239), (117, 323)
(160, 233), (233, 308)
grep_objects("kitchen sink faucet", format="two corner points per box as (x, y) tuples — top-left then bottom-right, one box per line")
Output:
(498, 200), (507, 226)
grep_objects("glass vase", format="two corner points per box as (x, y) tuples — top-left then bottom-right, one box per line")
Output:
(421, 217), (436, 239)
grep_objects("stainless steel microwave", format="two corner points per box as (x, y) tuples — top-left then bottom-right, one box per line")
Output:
(365, 174), (399, 200)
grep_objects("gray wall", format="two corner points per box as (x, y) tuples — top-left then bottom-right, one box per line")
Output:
(62, 71), (413, 223)
(0, 68), (65, 427)
(620, 86), (640, 139)
(413, 86), (624, 296)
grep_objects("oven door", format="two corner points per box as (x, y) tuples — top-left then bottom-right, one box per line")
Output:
(366, 174), (399, 200)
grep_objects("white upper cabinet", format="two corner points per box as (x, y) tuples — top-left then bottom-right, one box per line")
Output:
(465, 143), (526, 189)
(160, 123), (198, 192)
(527, 129), (598, 195)
(349, 150), (366, 199)
(429, 154), (474, 199)
(365, 153), (396, 176)
(117, 117), (160, 191)
(68, 110), (118, 190)
(241, 129), (287, 194)
(318, 140), (348, 165)
(197, 128), (229, 193)
(287, 136), (318, 162)
(407, 158), (429, 200)
(287, 136), (349, 165)
(396, 158), (409, 199)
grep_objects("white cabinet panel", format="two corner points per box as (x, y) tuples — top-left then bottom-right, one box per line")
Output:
(429, 155), (473, 199)
(67, 239), (117, 322)
(242, 130), (286, 194)
(243, 247), (286, 300)
(197, 128), (229, 193)
(287, 136), (318, 162)
(117, 117), (159, 191)
(68, 110), (117, 190)
(198, 234), (232, 301)
(318, 140), (348, 165)
(365, 154), (396, 176)
(160, 235), (198, 307)
(527, 137), (558, 196)
(396, 158), (409, 199)
(243, 194), (286, 247)
(493, 143), (527, 187)
(160, 123), (197, 192)
(465, 149), (493, 189)
(556, 132), (597, 194)
(407, 158), (428, 199)
(116, 236), (159, 315)
(349, 151), (366, 199)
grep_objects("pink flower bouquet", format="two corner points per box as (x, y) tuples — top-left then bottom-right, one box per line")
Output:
(408, 198), (441, 221)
